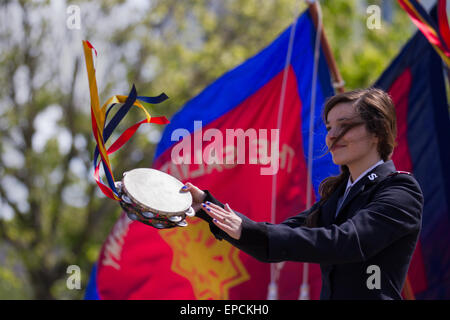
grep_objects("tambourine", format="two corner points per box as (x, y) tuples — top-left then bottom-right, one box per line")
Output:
(116, 168), (194, 229)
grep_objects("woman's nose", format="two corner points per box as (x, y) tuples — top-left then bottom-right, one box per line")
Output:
(326, 128), (342, 147)
(328, 127), (339, 138)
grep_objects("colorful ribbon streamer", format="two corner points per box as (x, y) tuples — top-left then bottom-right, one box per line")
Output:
(398, 0), (450, 67)
(82, 40), (170, 200)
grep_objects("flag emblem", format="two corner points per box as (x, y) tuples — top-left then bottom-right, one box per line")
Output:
(160, 218), (250, 299)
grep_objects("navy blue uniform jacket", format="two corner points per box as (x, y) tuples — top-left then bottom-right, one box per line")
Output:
(196, 160), (424, 300)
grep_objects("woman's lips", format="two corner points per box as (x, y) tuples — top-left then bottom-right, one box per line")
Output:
(331, 144), (346, 151)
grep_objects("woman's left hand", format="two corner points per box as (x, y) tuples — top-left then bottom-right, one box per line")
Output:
(201, 202), (242, 240)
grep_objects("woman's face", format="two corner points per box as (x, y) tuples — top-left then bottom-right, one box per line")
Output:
(325, 102), (379, 166)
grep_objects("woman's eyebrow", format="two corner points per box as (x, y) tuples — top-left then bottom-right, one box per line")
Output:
(325, 117), (349, 125)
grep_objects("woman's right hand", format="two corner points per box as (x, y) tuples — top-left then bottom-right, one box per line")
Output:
(181, 182), (206, 212)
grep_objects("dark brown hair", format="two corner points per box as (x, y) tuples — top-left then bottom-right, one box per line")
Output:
(304, 88), (397, 227)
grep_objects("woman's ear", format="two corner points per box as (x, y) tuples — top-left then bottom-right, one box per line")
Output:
(371, 133), (379, 146)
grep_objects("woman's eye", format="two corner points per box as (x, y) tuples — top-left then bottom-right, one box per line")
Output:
(326, 127), (331, 132)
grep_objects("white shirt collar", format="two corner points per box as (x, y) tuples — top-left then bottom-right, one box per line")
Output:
(346, 159), (384, 190)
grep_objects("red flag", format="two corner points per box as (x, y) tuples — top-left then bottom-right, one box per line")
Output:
(375, 6), (450, 298)
(86, 9), (337, 300)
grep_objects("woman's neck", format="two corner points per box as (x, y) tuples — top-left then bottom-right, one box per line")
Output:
(347, 154), (383, 183)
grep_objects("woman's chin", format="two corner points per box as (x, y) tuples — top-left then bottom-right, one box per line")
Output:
(331, 155), (347, 166)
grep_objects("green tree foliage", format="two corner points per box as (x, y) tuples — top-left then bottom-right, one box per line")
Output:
(0, 0), (425, 299)
(321, 0), (414, 89)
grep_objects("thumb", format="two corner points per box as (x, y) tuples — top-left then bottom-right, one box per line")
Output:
(181, 182), (192, 191)
(225, 203), (233, 212)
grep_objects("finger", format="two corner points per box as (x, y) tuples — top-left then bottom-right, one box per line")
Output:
(201, 204), (226, 220)
(225, 203), (234, 213)
(205, 206), (235, 226)
(212, 217), (234, 234)
(204, 201), (228, 213)
(206, 202), (235, 219)
(181, 181), (195, 190)
(181, 183), (204, 200)
(187, 182), (202, 191)
(204, 203), (229, 218)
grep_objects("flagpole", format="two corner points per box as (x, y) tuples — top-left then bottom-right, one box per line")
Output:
(308, 1), (346, 94)
(268, 0), (302, 300)
(297, 0), (346, 301)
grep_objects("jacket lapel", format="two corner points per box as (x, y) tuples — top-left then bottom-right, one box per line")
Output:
(320, 181), (346, 226)
(320, 160), (397, 226)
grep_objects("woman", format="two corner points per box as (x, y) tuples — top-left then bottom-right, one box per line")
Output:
(182, 88), (424, 300)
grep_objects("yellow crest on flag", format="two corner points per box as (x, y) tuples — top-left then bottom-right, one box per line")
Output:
(160, 218), (250, 299)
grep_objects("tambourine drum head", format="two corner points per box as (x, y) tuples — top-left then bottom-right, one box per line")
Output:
(122, 168), (192, 216)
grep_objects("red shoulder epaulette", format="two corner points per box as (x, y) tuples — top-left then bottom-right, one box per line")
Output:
(388, 171), (412, 176)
